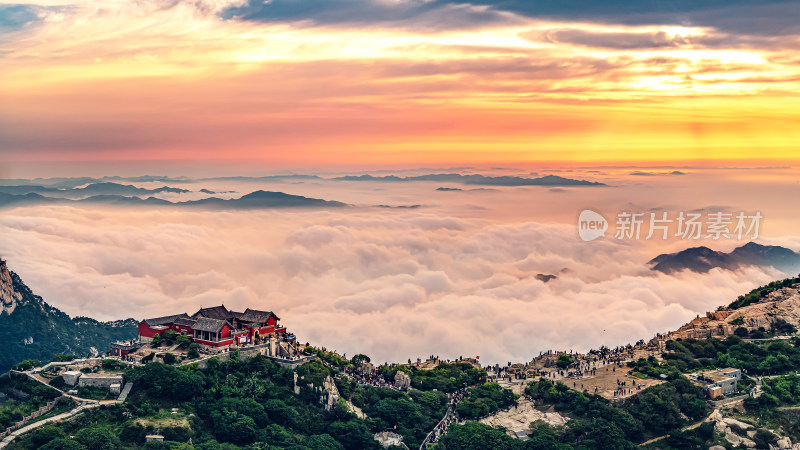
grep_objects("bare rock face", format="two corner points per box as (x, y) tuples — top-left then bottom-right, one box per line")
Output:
(739, 436), (756, 448)
(479, 397), (568, 431)
(394, 371), (411, 390)
(725, 288), (800, 332)
(723, 417), (753, 430)
(725, 431), (742, 446)
(0, 259), (23, 315)
(663, 285), (800, 341)
(321, 375), (340, 411)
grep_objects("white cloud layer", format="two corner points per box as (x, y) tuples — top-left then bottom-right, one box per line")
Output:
(1, 173), (793, 365)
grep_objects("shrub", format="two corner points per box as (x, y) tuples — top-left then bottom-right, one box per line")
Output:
(13, 359), (41, 371)
(51, 354), (79, 363)
(162, 330), (178, 345)
(102, 359), (122, 371)
(556, 355), (574, 369)
(187, 343), (200, 359)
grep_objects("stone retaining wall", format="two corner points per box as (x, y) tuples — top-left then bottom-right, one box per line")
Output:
(0, 397), (61, 439)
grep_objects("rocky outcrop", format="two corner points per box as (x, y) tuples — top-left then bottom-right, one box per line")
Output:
(479, 397), (568, 432)
(321, 375), (340, 411)
(661, 286), (800, 342)
(709, 410), (756, 448)
(0, 259), (138, 372)
(394, 371), (411, 390)
(0, 259), (23, 315)
(725, 287), (800, 331)
(708, 410), (800, 449)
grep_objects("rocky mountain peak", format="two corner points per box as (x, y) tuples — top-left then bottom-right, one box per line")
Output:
(0, 258), (23, 315)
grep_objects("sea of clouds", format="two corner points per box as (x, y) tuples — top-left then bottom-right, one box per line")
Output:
(1, 169), (799, 365)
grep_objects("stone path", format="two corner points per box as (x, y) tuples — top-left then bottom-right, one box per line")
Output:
(419, 389), (468, 449)
(11, 370), (105, 404)
(0, 402), (103, 449)
(639, 408), (719, 446)
(117, 382), (133, 402)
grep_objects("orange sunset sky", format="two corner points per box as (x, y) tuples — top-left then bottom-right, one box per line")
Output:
(1, 0), (799, 167)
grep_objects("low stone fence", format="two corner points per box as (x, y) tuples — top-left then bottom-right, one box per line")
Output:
(189, 345), (271, 369)
(709, 393), (750, 408)
(0, 396), (61, 439)
(78, 374), (123, 389)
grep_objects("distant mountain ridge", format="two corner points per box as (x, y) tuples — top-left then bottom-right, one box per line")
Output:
(334, 173), (605, 186)
(649, 242), (800, 274)
(0, 258), (138, 372)
(0, 189), (347, 210)
(0, 182), (188, 198)
(0, 173), (598, 189)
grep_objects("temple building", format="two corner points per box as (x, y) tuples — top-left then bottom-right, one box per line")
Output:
(137, 304), (286, 348)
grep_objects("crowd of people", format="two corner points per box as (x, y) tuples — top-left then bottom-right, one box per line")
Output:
(612, 378), (643, 398)
(343, 364), (394, 389)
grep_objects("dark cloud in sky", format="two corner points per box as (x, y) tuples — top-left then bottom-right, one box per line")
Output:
(0, 5), (40, 33)
(221, 0), (800, 36)
(220, 0), (520, 31)
(542, 29), (691, 50)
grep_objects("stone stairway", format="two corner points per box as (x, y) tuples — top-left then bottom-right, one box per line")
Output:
(117, 382), (133, 402)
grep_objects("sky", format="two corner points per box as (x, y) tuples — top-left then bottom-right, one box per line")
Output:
(1, 0), (799, 168)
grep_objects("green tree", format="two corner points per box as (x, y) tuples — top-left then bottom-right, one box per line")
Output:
(327, 420), (379, 450)
(437, 422), (521, 450)
(351, 354), (371, 366)
(307, 433), (346, 450)
(39, 438), (86, 450)
(187, 343), (200, 359)
(211, 409), (258, 445)
(74, 427), (119, 450)
(101, 359), (121, 371)
(556, 355), (574, 369)
(13, 359), (42, 371)
(150, 333), (162, 348)
(162, 329), (178, 345)
(31, 425), (65, 447)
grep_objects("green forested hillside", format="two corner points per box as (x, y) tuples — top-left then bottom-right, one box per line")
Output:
(0, 262), (138, 372)
(7, 352), (457, 449)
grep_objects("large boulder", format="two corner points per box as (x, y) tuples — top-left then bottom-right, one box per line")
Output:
(725, 431), (742, 446)
(394, 371), (411, 390)
(740, 437), (756, 448)
(724, 418), (754, 429)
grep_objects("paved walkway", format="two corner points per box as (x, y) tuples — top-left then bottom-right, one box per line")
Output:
(0, 371), (122, 448)
(419, 389), (468, 449)
(639, 409), (719, 446)
(10, 370), (105, 404)
(0, 402), (103, 449)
